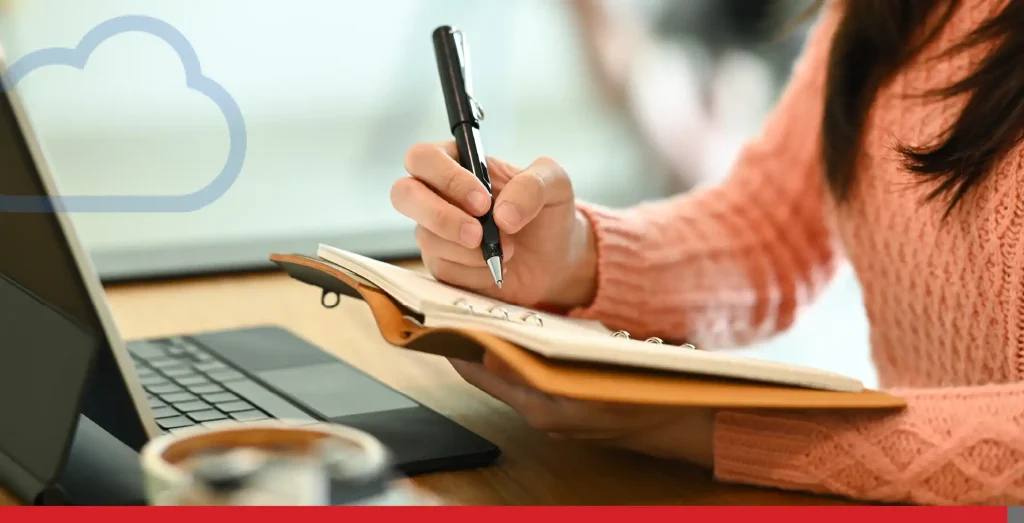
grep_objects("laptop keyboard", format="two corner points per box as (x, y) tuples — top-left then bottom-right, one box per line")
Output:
(128, 337), (318, 433)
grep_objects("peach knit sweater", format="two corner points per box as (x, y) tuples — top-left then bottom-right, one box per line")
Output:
(570, 0), (1024, 506)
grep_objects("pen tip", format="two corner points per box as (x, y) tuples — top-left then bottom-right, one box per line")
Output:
(486, 256), (503, 289)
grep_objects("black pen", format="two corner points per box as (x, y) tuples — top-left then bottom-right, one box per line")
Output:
(432, 25), (504, 289)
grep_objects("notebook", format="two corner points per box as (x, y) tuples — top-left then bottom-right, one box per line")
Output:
(269, 245), (906, 410)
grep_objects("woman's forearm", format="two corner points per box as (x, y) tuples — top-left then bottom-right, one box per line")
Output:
(560, 6), (844, 347)
(612, 408), (716, 469)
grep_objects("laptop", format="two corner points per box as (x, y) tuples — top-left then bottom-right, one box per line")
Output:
(0, 54), (500, 504)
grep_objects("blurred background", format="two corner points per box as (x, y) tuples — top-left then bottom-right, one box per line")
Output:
(0, 0), (876, 385)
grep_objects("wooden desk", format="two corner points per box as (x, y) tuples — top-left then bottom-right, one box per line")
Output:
(1, 266), (851, 506)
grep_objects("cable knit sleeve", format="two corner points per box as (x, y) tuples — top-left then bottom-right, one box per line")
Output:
(568, 3), (844, 348)
(714, 383), (1024, 505)
(557, 0), (1024, 506)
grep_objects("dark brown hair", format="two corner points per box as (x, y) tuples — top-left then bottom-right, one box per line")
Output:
(820, 0), (1024, 217)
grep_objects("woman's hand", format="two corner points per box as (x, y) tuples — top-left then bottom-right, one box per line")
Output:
(449, 352), (716, 468)
(392, 142), (598, 309)
(394, 142), (713, 466)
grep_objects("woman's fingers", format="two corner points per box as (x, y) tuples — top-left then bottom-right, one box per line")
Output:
(493, 157), (574, 234)
(484, 155), (523, 192)
(451, 356), (593, 434)
(481, 352), (526, 383)
(415, 140), (521, 192)
(391, 177), (482, 249)
(458, 353), (669, 438)
(399, 142), (565, 240)
(404, 142), (492, 217)
(449, 359), (559, 426)
(415, 226), (514, 267)
(423, 257), (508, 292)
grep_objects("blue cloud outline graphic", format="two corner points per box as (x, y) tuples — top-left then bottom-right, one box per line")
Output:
(0, 14), (246, 212)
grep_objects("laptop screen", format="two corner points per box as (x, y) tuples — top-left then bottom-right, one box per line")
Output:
(0, 83), (151, 471)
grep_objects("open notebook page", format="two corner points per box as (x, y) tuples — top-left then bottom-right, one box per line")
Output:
(316, 245), (863, 392)
(316, 245), (611, 336)
(421, 305), (865, 392)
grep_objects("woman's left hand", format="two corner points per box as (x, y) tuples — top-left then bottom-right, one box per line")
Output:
(448, 352), (717, 468)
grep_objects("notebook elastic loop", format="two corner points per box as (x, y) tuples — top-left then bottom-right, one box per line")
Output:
(321, 290), (341, 309)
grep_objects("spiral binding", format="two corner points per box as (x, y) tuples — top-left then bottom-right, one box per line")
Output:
(454, 299), (543, 326)
(453, 299), (695, 348)
(612, 330), (676, 345)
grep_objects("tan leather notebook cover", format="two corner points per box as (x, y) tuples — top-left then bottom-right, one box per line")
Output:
(270, 253), (906, 411)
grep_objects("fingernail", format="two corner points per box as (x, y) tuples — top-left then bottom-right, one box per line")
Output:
(460, 222), (479, 247)
(468, 191), (490, 215)
(495, 203), (521, 228)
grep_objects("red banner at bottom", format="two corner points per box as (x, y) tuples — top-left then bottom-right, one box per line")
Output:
(0, 506), (1010, 522)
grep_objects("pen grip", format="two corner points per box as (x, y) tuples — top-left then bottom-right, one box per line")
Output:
(433, 25), (502, 266)
(453, 124), (502, 259)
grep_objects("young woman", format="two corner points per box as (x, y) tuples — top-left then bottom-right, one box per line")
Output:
(389, 0), (1024, 505)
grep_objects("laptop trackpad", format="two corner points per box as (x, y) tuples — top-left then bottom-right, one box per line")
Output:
(257, 363), (418, 419)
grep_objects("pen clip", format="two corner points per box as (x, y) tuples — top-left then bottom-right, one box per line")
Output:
(452, 29), (485, 122)
(469, 96), (485, 122)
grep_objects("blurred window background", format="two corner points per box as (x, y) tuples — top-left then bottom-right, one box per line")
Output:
(0, 0), (875, 385)
(0, 0), (667, 278)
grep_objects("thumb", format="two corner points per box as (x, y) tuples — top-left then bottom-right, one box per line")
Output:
(493, 157), (573, 234)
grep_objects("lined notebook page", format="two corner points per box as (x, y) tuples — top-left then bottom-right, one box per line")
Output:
(316, 244), (610, 336)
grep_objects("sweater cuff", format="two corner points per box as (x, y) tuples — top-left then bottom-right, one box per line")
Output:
(712, 410), (832, 493)
(566, 201), (650, 331)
